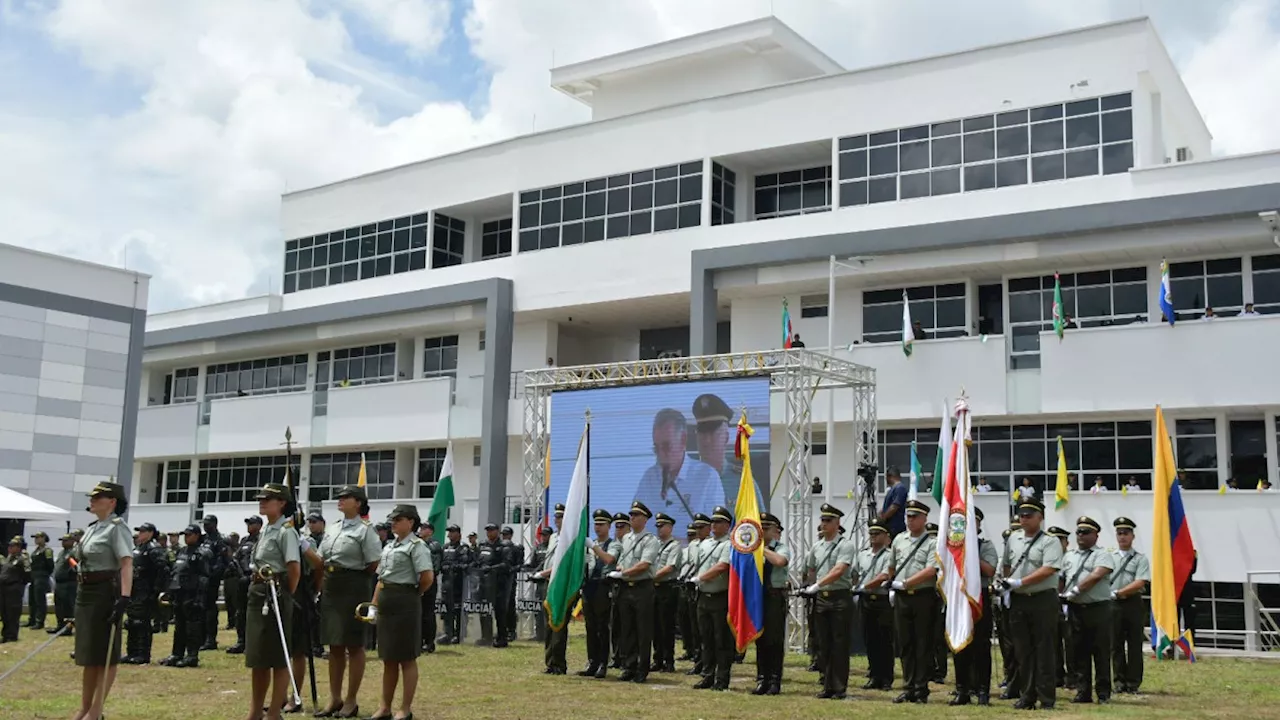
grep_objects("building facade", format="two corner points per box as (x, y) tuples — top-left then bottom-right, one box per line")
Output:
(0, 243), (149, 540)
(131, 18), (1280, 648)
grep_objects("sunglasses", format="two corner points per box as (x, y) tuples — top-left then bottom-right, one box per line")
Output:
(1075, 529), (1096, 535)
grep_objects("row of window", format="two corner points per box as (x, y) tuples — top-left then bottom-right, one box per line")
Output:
(753, 166), (831, 220)
(203, 355), (309, 400)
(1008, 267), (1148, 368)
(862, 283), (967, 344)
(283, 213), (429, 294)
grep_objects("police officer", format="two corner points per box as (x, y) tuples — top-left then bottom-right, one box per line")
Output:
(524, 527), (551, 644)
(475, 523), (508, 647)
(160, 524), (213, 667)
(996, 496), (1064, 711)
(50, 533), (78, 636)
(607, 512), (630, 668)
(532, 505), (566, 674)
(1062, 515), (1115, 704)
(925, 521), (947, 684)
(156, 530), (180, 635)
(74, 481), (134, 720)
(692, 506), (734, 692)
(26, 531), (54, 629)
(1047, 525), (1075, 689)
(609, 501), (660, 684)
(885, 499), (939, 704)
(499, 526), (522, 643)
(418, 521), (445, 653)
(244, 482), (302, 719)
(800, 503), (854, 699)
(438, 523), (471, 645)
(227, 516), (262, 654)
(650, 512), (682, 674)
(951, 507), (999, 706)
(1110, 516), (1151, 694)
(581, 509), (616, 678)
(122, 522), (168, 664)
(199, 514), (229, 650)
(1, 537), (30, 642)
(854, 518), (893, 692)
(755, 512), (790, 696)
(997, 519), (1021, 696)
(368, 504), (433, 720)
(679, 513), (711, 670)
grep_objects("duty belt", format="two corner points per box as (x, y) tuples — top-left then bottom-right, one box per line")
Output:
(623, 578), (653, 588)
(77, 570), (117, 585)
(325, 564), (364, 575)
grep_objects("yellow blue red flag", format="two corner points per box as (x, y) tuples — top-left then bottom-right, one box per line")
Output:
(727, 413), (765, 652)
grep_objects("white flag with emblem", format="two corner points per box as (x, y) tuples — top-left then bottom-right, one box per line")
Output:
(936, 396), (982, 651)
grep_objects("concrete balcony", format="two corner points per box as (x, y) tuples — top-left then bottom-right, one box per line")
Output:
(206, 393), (314, 454)
(135, 403), (199, 458)
(321, 377), (453, 447)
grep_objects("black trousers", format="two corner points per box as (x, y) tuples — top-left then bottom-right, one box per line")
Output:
(172, 590), (205, 659)
(617, 580), (654, 676)
(504, 576), (517, 640)
(1112, 596), (1146, 690)
(1058, 604), (1076, 686)
(583, 583), (612, 669)
(1070, 600), (1114, 699)
(756, 588), (788, 682)
(653, 583), (678, 667)
(223, 574), (240, 630)
(0, 582), (22, 640)
(125, 590), (157, 660)
(421, 580), (438, 649)
(954, 591), (994, 695)
(934, 601), (948, 679)
(1010, 589), (1059, 707)
(234, 574), (251, 645)
(54, 579), (76, 630)
(678, 584), (699, 659)
(544, 601), (570, 672)
(202, 577), (221, 645)
(697, 590), (733, 687)
(493, 573), (513, 642)
(610, 583), (623, 665)
(28, 574), (50, 626)
(996, 601), (1016, 685)
(813, 589), (851, 695)
(441, 573), (463, 642)
(861, 595), (895, 686)
(895, 590), (939, 698)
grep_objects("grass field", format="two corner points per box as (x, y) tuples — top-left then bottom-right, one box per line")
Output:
(2, 615), (1278, 720)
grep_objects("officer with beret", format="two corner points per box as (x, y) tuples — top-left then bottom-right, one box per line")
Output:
(438, 523), (471, 646)
(0, 536), (30, 642)
(1046, 525), (1075, 689)
(26, 530), (54, 630)
(996, 497), (1064, 710)
(952, 506), (1000, 706)
(754, 511), (790, 695)
(886, 499), (939, 704)
(159, 524), (213, 668)
(73, 480), (134, 720)
(607, 501), (661, 683)
(801, 503), (856, 699)
(692, 506), (735, 691)
(368, 504), (434, 720)
(582, 509), (618, 677)
(854, 517), (894, 692)
(1062, 516), (1116, 703)
(651, 511), (682, 673)
(678, 513), (711, 670)
(997, 519), (1021, 692)
(122, 522), (168, 664)
(50, 533), (78, 636)
(1110, 516), (1151, 694)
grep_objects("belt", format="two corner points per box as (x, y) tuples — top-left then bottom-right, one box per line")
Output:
(766, 587), (789, 595)
(325, 564), (364, 575)
(818, 589), (851, 599)
(624, 578), (653, 588)
(699, 589), (728, 596)
(251, 571), (280, 584)
(382, 582), (418, 590)
(901, 587), (937, 596)
(77, 570), (117, 585)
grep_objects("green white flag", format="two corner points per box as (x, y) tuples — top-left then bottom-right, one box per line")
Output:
(426, 442), (455, 533)
(932, 399), (950, 505)
(545, 424), (590, 631)
(908, 440), (921, 502)
(901, 289), (914, 357)
(1052, 272), (1065, 340)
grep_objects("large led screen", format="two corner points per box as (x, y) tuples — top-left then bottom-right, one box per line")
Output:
(548, 377), (771, 531)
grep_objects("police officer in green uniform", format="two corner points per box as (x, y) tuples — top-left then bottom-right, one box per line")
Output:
(419, 522), (444, 653)
(995, 497), (1064, 711)
(692, 506), (734, 691)
(581, 509), (617, 678)
(854, 518), (893, 691)
(315, 484), (381, 718)
(0, 536), (30, 641)
(886, 499), (939, 704)
(801, 503), (856, 700)
(368, 504), (433, 720)
(74, 480), (134, 720)
(1047, 525), (1075, 689)
(951, 507), (999, 706)
(997, 519), (1020, 696)
(533, 504), (566, 674)
(1110, 516), (1151, 694)
(609, 501), (661, 683)
(51, 533), (78, 636)
(244, 482), (302, 720)
(607, 512), (630, 668)
(925, 521), (947, 684)
(650, 512), (682, 674)
(1062, 515), (1116, 703)
(26, 530), (54, 629)
(678, 513), (710, 670)
(754, 511), (790, 695)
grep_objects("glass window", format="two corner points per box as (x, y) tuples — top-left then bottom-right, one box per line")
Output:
(309, 451), (396, 502)
(1168, 258), (1244, 319)
(754, 165), (831, 220)
(423, 335), (459, 379)
(861, 283), (967, 344)
(203, 355), (308, 401)
(1007, 267), (1147, 368)
(710, 162), (736, 226)
(162, 460), (192, 504)
(283, 213), (429, 294)
(196, 455), (289, 511)
(170, 367), (199, 404)
(1250, 253), (1280, 314)
(1175, 418), (1219, 490)
(432, 213), (465, 268)
(480, 218), (512, 260)
(417, 447), (449, 499)
(800, 294), (828, 319)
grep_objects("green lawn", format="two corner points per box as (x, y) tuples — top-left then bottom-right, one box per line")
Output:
(1, 616), (1277, 719)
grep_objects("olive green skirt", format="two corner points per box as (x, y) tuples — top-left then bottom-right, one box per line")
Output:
(376, 586), (421, 662)
(321, 568), (371, 647)
(74, 581), (122, 667)
(245, 582), (294, 669)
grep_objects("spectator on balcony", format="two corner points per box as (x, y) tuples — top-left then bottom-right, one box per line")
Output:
(1226, 478), (1239, 492)
(1203, 307), (1216, 320)
(1090, 478), (1108, 494)
(1124, 477), (1142, 492)
(976, 478), (992, 494)
(1242, 303), (1260, 317)
(1013, 478), (1037, 503)
(546, 357), (555, 367)
(878, 467), (908, 537)
(1064, 315), (1078, 330)
(911, 321), (926, 341)
(790, 334), (805, 348)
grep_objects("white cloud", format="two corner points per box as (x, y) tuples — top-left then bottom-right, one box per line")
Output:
(1, 0), (1277, 312)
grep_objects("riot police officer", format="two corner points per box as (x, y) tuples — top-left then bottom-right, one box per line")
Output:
(474, 524), (509, 647)
(419, 521), (445, 653)
(199, 515), (229, 650)
(160, 524), (213, 668)
(500, 526), (523, 642)
(226, 516), (262, 654)
(122, 522), (168, 664)
(437, 524), (471, 645)
(26, 531), (54, 629)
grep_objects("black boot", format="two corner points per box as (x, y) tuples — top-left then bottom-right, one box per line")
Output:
(752, 677), (768, 695)
(767, 676), (781, 695)
(576, 663), (598, 677)
(948, 693), (971, 706)
(976, 691), (991, 706)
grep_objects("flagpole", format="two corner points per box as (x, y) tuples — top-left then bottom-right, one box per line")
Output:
(826, 256), (836, 504)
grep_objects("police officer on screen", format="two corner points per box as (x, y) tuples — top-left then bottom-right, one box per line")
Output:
(995, 496), (1064, 711)
(26, 531), (54, 630)
(437, 523), (471, 645)
(582, 509), (618, 678)
(800, 503), (855, 700)
(160, 524), (213, 667)
(1110, 516), (1151, 694)
(418, 521), (444, 653)
(500, 526), (522, 643)
(755, 512), (790, 696)
(650, 512), (681, 674)
(692, 506), (734, 691)
(1062, 515), (1116, 704)
(198, 514), (229, 651)
(854, 518), (894, 692)
(50, 533), (78, 636)
(226, 516), (262, 654)
(609, 501), (660, 684)
(951, 507), (999, 706)
(122, 522), (168, 664)
(885, 499), (939, 704)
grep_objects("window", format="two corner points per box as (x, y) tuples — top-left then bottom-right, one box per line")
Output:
(1169, 257), (1243, 319)
(196, 455), (290, 511)
(1175, 418), (1218, 490)
(432, 213), (465, 268)
(312, 343), (395, 416)
(418, 447), (449, 499)
(710, 162), (736, 226)
(423, 335), (459, 378)
(838, 93), (1133, 208)
(1007, 267), (1147, 369)
(754, 166), (831, 220)
(283, 213), (428, 293)
(204, 355), (308, 401)
(800, 294), (828, 319)
(875, 428), (938, 492)
(969, 420), (1153, 493)
(162, 460), (192, 504)
(472, 445), (482, 467)
(171, 368), (198, 404)
(1250, 253), (1280, 314)
(481, 218), (512, 259)
(308, 451), (395, 502)
(862, 284), (966, 344)
(518, 162), (703, 252)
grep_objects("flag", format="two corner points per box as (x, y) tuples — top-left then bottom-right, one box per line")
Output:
(1152, 405), (1197, 661)
(426, 443), (455, 534)
(901, 289), (914, 357)
(544, 424), (590, 631)
(908, 440), (921, 502)
(1054, 437), (1070, 510)
(936, 396), (981, 651)
(356, 452), (369, 519)
(932, 399), (951, 504)
(536, 441), (552, 544)
(1159, 259), (1175, 326)
(1051, 272), (1065, 340)
(782, 299), (793, 349)
(727, 414), (765, 653)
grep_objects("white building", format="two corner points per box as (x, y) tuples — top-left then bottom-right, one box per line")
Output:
(131, 17), (1280, 648)
(0, 243), (149, 540)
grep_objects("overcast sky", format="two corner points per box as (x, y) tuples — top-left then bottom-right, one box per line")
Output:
(2, 0), (1277, 312)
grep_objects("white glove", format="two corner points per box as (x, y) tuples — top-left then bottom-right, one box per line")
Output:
(362, 605), (378, 622)
(314, 591), (322, 605)
(607, 571), (624, 580)
(888, 590), (896, 607)
(803, 583), (820, 595)
(1065, 586), (1080, 600)
(890, 580), (906, 591)
(1110, 590), (1119, 601)
(694, 576), (705, 588)
(1004, 577), (1023, 590)
(1001, 590), (1012, 608)
(585, 537), (596, 549)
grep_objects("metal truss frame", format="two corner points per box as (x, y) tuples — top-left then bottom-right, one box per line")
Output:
(519, 349), (877, 652)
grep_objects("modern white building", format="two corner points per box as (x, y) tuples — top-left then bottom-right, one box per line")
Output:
(131, 17), (1280, 648)
(0, 243), (149, 541)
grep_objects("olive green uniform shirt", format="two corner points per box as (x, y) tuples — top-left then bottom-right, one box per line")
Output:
(1001, 530), (1063, 595)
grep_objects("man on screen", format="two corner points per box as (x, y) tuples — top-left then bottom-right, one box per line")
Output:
(635, 409), (721, 532)
(692, 393), (766, 511)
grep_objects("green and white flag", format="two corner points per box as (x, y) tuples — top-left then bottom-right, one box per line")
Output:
(545, 424), (590, 631)
(932, 399), (951, 505)
(1052, 272), (1065, 341)
(908, 440), (921, 501)
(901, 289), (914, 357)
(426, 442), (455, 533)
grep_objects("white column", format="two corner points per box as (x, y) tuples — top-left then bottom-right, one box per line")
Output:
(829, 138), (840, 209)
(701, 157), (713, 227)
(509, 192), (521, 256)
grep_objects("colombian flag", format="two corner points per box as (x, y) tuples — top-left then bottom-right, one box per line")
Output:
(1152, 405), (1197, 661)
(727, 413), (765, 652)
(782, 299), (793, 349)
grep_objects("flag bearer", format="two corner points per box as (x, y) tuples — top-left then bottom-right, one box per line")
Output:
(951, 507), (999, 706)
(754, 512), (790, 696)
(885, 499), (939, 704)
(1110, 517), (1151, 694)
(801, 503), (855, 700)
(581, 509), (617, 678)
(1062, 516), (1116, 704)
(997, 497), (1064, 711)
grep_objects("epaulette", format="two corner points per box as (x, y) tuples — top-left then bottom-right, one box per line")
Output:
(284, 520), (294, 528)
(363, 520), (372, 526)
(110, 517), (123, 525)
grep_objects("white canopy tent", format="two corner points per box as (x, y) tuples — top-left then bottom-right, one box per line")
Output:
(0, 486), (71, 521)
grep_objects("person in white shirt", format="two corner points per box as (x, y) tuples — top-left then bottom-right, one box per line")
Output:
(1124, 477), (1141, 492)
(634, 409), (720, 532)
(1014, 478), (1036, 502)
(1202, 307), (1216, 320)
(1091, 478), (1108, 494)
(977, 479), (992, 493)
(1242, 303), (1260, 316)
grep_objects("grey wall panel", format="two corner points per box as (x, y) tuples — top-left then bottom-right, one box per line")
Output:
(0, 300), (45, 322)
(1, 335), (43, 360)
(0, 375), (38, 396)
(80, 402), (122, 423)
(0, 316), (44, 342)
(81, 385), (124, 407)
(89, 317), (132, 337)
(32, 433), (80, 455)
(27, 487), (73, 513)
(0, 282), (140, 325)
(76, 455), (118, 476)
(43, 325), (88, 348)
(82, 367), (126, 390)
(0, 392), (38, 414)
(35, 396), (81, 419)
(0, 430), (33, 451)
(43, 342), (88, 366)
(31, 451), (76, 473)
(0, 411), (35, 432)
(84, 349), (128, 373)
(86, 332), (130, 354)
(0, 354), (43, 378)
(0, 448), (33, 469)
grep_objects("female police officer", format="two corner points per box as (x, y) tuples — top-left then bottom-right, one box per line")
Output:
(244, 482), (301, 720)
(73, 480), (134, 720)
(315, 484), (382, 718)
(366, 504), (433, 720)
